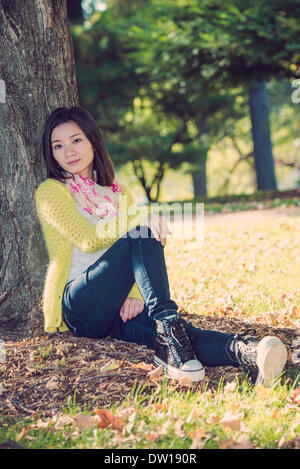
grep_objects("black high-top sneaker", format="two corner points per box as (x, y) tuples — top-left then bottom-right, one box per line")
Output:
(154, 316), (205, 382)
(233, 329), (287, 387)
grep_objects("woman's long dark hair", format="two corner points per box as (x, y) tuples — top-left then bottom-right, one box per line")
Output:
(42, 106), (115, 185)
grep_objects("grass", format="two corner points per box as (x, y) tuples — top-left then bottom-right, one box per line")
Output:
(1, 373), (299, 449)
(0, 198), (299, 449)
(150, 193), (300, 215)
(165, 211), (300, 328)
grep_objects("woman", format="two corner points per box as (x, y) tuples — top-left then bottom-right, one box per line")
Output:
(35, 106), (287, 385)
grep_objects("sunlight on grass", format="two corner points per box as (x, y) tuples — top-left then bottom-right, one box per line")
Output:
(1, 373), (299, 449)
(165, 216), (300, 328)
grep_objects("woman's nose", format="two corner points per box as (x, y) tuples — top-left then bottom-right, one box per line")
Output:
(65, 145), (75, 156)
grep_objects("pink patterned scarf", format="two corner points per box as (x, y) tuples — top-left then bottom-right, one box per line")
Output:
(64, 170), (122, 220)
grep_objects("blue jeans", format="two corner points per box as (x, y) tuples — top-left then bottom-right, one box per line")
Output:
(62, 226), (238, 368)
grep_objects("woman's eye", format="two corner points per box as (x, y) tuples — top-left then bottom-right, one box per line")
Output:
(53, 144), (62, 150)
(73, 138), (81, 144)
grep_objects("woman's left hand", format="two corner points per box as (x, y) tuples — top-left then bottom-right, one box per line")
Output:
(119, 297), (144, 323)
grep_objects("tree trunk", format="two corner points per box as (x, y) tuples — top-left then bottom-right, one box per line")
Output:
(191, 148), (207, 198)
(249, 77), (277, 190)
(0, 0), (78, 327)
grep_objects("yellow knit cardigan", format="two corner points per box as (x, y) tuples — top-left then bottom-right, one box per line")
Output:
(35, 178), (148, 333)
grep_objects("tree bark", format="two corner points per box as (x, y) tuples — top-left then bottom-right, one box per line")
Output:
(0, 0), (78, 326)
(249, 77), (277, 190)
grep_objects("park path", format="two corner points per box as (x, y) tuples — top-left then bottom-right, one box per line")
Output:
(170, 205), (300, 229)
(204, 205), (300, 227)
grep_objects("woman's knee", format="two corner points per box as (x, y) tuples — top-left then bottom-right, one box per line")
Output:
(127, 225), (158, 244)
(127, 225), (151, 238)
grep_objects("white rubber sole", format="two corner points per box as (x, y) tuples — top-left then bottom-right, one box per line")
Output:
(154, 355), (205, 382)
(255, 336), (288, 387)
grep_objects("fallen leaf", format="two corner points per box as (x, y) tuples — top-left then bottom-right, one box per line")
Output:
(176, 376), (192, 387)
(132, 362), (154, 372)
(67, 354), (85, 363)
(186, 408), (200, 424)
(55, 346), (66, 358)
(32, 418), (53, 429)
(229, 403), (241, 413)
(16, 426), (30, 441)
(145, 419), (170, 442)
(54, 414), (74, 429)
(209, 413), (220, 424)
(174, 418), (185, 438)
(220, 411), (241, 432)
(118, 405), (137, 419)
(154, 403), (168, 412)
(188, 428), (207, 440)
(73, 412), (97, 430)
(45, 376), (60, 391)
(94, 409), (125, 431)
(224, 381), (236, 393)
(94, 409), (114, 428)
(289, 305), (298, 318)
(290, 386), (300, 405)
(147, 365), (163, 380)
(232, 435), (254, 449)
(240, 422), (252, 433)
(100, 360), (120, 373)
(278, 435), (287, 448)
(254, 383), (272, 396)
(122, 410), (137, 435)
(219, 439), (235, 449)
(279, 436), (300, 449)
(145, 432), (157, 441)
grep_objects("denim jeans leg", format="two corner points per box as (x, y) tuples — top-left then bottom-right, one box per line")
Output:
(129, 225), (179, 320)
(185, 322), (239, 367)
(109, 305), (239, 367)
(62, 225), (179, 338)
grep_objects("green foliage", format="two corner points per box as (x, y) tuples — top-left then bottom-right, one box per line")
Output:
(149, 0), (300, 84)
(72, 1), (155, 128)
(71, 0), (300, 200)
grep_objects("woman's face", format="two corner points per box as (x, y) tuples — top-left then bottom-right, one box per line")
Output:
(51, 121), (94, 179)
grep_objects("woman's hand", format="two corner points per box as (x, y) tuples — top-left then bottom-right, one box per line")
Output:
(119, 297), (144, 323)
(143, 213), (171, 246)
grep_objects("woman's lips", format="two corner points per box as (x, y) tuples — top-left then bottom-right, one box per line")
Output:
(67, 159), (80, 165)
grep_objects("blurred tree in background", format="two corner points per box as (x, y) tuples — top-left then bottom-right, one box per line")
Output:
(68, 0), (300, 202)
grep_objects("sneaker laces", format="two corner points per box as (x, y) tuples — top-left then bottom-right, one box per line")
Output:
(234, 328), (257, 342)
(161, 318), (196, 365)
(233, 328), (259, 369)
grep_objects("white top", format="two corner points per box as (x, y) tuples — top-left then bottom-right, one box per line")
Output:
(67, 201), (110, 283)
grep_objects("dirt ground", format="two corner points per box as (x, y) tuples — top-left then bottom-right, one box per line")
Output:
(0, 314), (299, 418)
(0, 206), (299, 418)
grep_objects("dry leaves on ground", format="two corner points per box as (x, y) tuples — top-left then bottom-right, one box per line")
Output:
(0, 314), (298, 418)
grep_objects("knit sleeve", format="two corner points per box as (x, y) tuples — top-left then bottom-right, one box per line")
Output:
(35, 179), (148, 253)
